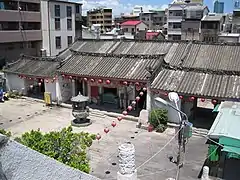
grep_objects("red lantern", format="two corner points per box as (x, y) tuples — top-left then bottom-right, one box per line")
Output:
(53, 77), (56, 81)
(45, 79), (49, 83)
(164, 92), (168, 96)
(29, 77), (32, 80)
(96, 133), (101, 140)
(104, 128), (109, 134)
(148, 124), (154, 132)
(139, 92), (144, 96)
(190, 96), (195, 101)
(132, 101), (136, 105)
(90, 78), (94, 82)
(23, 76), (26, 79)
(200, 98), (205, 102)
(40, 79), (43, 82)
(111, 121), (117, 127)
(84, 78), (88, 81)
(136, 96), (140, 101)
(98, 79), (102, 83)
(30, 85), (33, 89)
(135, 82), (140, 86)
(212, 99), (217, 105)
(136, 86), (141, 91)
(62, 74), (65, 78)
(123, 81), (128, 85)
(117, 116), (123, 121)
(127, 105), (133, 111)
(38, 82), (41, 86)
(179, 95), (183, 99)
(106, 80), (111, 84)
(122, 111), (128, 116)
(143, 87), (147, 91)
(69, 76), (72, 79)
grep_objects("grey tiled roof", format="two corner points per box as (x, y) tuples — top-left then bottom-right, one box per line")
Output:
(0, 134), (100, 180)
(58, 53), (163, 81)
(151, 68), (240, 99)
(3, 55), (60, 77)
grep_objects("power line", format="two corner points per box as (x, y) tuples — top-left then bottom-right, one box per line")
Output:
(136, 126), (183, 170)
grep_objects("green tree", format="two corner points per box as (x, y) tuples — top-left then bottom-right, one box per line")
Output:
(149, 109), (168, 132)
(0, 129), (11, 137)
(15, 126), (95, 173)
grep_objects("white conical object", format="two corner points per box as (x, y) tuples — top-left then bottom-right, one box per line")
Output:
(201, 166), (209, 180)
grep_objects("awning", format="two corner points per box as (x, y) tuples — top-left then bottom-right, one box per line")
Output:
(222, 146), (240, 159)
(212, 104), (220, 112)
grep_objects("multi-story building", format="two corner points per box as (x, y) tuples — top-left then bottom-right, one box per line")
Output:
(0, 0), (42, 68)
(231, 9), (240, 33)
(140, 9), (167, 30)
(87, 8), (112, 32)
(132, 5), (143, 16)
(181, 5), (209, 40)
(200, 13), (225, 42)
(41, 0), (82, 56)
(114, 14), (139, 27)
(214, 0), (224, 14)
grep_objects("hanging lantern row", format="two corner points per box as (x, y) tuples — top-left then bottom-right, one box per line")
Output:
(18, 74), (57, 84)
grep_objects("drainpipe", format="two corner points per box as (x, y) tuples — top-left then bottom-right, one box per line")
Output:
(47, 1), (51, 56)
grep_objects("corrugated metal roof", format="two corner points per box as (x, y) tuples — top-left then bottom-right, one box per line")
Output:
(208, 101), (240, 140)
(3, 56), (60, 77)
(151, 69), (240, 99)
(58, 53), (163, 81)
(201, 14), (223, 21)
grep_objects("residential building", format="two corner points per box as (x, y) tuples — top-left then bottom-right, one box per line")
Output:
(114, 14), (139, 27)
(200, 13), (225, 42)
(181, 5), (209, 40)
(41, 0), (82, 57)
(214, 0), (224, 14)
(167, 1), (204, 40)
(120, 20), (148, 36)
(231, 9), (240, 33)
(218, 33), (240, 42)
(140, 9), (167, 30)
(132, 5), (143, 16)
(146, 30), (165, 40)
(87, 8), (112, 32)
(0, 0), (42, 68)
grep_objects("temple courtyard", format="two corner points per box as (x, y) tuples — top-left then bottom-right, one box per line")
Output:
(0, 98), (209, 180)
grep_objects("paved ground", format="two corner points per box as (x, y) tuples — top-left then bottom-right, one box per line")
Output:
(0, 98), (209, 180)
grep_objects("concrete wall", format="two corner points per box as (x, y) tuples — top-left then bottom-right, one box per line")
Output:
(5, 73), (25, 93)
(41, 1), (76, 56)
(44, 80), (57, 101)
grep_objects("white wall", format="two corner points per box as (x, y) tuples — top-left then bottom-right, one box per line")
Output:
(41, 0), (51, 56)
(44, 80), (57, 101)
(122, 22), (148, 33)
(41, 1), (76, 56)
(59, 76), (72, 102)
(5, 73), (25, 93)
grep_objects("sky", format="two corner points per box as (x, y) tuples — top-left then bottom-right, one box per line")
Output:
(77, 0), (236, 16)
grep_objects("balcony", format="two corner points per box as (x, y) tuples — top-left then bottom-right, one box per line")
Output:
(0, 10), (41, 22)
(0, 30), (42, 43)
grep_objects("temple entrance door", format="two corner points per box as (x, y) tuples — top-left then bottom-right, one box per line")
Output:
(75, 80), (83, 95)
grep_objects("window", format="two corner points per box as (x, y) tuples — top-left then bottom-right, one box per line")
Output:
(75, 5), (80, 13)
(66, 6), (72, 17)
(55, 5), (60, 17)
(55, 36), (61, 49)
(124, 28), (128, 32)
(55, 18), (60, 30)
(131, 28), (134, 32)
(67, 36), (72, 46)
(67, 19), (72, 30)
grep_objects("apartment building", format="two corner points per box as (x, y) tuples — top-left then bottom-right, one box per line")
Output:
(181, 5), (209, 40)
(140, 9), (167, 30)
(41, 0), (82, 57)
(200, 14), (225, 43)
(167, 2), (204, 40)
(114, 14), (139, 27)
(87, 8), (112, 32)
(231, 9), (240, 33)
(0, 0), (42, 68)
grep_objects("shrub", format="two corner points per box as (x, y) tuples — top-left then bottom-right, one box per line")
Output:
(0, 129), (11, 137)
(15, 126), (95, 173)
(149, 109), (168, 132)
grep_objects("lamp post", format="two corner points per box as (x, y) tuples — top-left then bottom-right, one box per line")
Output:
(155, 93), (188, 180)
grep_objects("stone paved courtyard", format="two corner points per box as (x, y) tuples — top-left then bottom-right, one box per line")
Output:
(0, 98), (209, 180)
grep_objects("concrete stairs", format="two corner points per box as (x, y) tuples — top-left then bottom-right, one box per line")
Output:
(89, 109), (106, 119)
